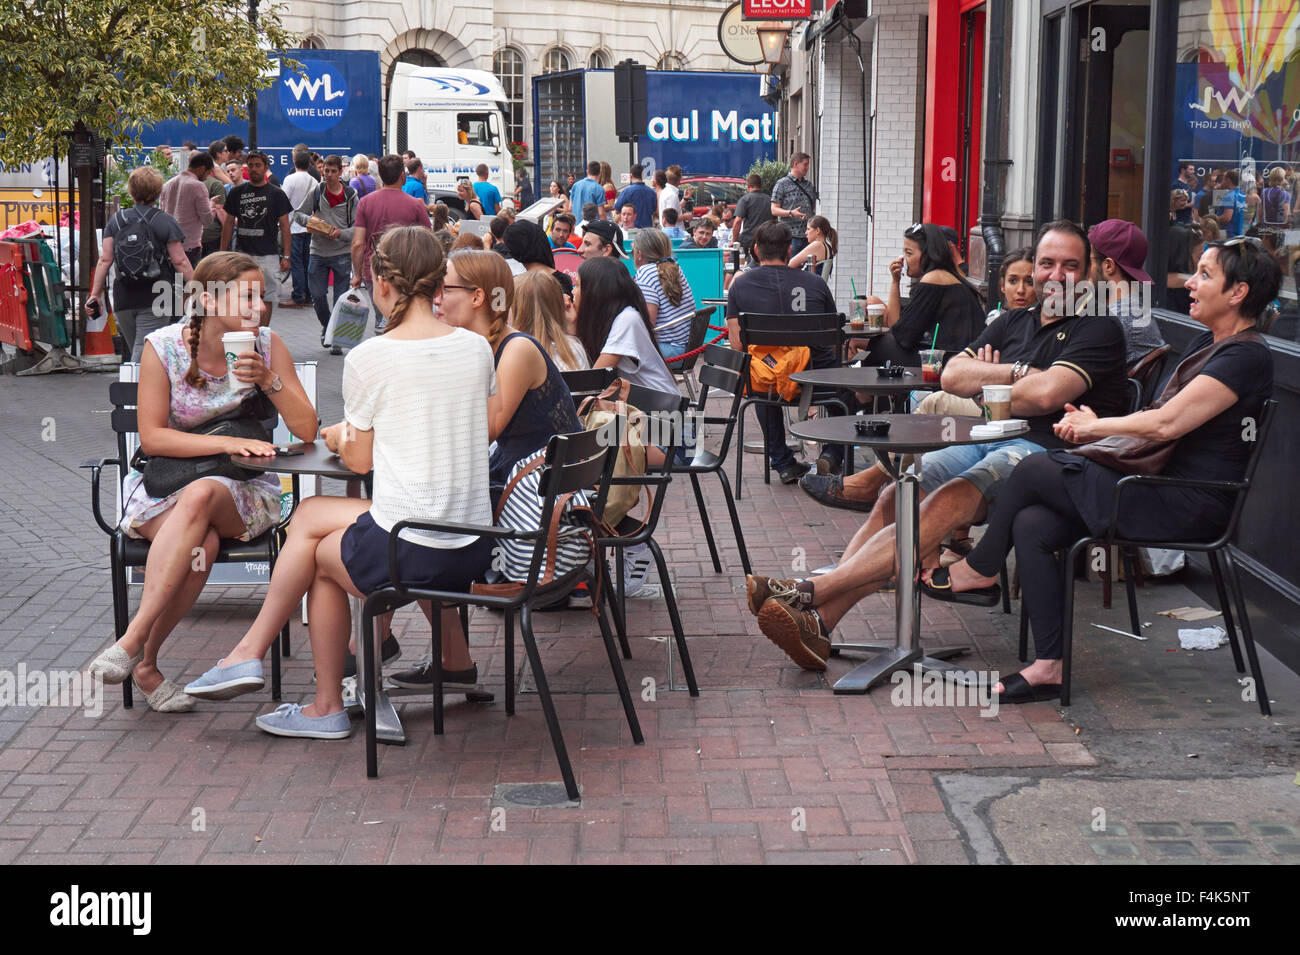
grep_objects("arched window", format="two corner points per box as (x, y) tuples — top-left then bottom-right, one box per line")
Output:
(493, 47), (527, 146)
(542, 47), (572, 74)
(589, 49), (611, 69)
(657, 52), (685, 71)
(386, 48), (447, 108)
(300, 36), (324, 50)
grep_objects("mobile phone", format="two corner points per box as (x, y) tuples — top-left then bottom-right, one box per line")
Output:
(274, 446), (304, 457)
(86, 299), (101, 319)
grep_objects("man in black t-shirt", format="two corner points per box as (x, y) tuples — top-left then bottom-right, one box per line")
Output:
(727, 220), (845, 484)
(220, 150), (292, 317)
(732, 173), (772, 263)
(747, 221), (1129, 672)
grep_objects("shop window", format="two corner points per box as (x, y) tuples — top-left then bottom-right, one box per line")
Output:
(1164, 2), (1300, 340)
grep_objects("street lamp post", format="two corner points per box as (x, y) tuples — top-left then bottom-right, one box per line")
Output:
(755, 23), (791, 69)
(248, 0), (260, 148)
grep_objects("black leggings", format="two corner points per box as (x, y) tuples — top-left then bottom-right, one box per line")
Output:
(965, 452), (1090, 660)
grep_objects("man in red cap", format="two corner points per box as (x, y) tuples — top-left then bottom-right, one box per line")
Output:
(1087, 218), (1166, 365)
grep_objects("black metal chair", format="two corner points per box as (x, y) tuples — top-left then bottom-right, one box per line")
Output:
(670, 344), (753, 575)
(595, 384), (700, 698)
(1018, 400), (1276, 714)
(661, 305), (717, 401)
(360, 428), (629, 799)
(81, 381), (291, 706)
(561, 367), (617, 405)
(734, 312), (850, 499)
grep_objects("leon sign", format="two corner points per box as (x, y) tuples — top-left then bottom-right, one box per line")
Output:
(744, 0), (811, 20)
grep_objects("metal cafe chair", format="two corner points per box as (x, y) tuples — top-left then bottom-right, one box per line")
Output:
(358, 428), (628, 800)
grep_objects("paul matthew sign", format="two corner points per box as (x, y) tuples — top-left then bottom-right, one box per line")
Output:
(743, 0), (812, 20)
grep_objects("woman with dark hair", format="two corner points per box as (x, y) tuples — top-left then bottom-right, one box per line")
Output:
(789, 215), (838, 277)
(860, 222), (985, 366)
(574, 256), (678, 395)
(1165, 223), (1202, 315)
(503, 219), (556, 272)
(926, 240), (1280, 703)
(985, 247), (1036, 323)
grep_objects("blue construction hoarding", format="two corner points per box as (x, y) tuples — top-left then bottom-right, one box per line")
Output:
(137, 50), (381, 174)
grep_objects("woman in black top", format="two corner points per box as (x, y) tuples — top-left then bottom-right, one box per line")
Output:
(860, 222), (984, 366)
(927, 240), (1280, 704)
(1165, 223), (1201, 315)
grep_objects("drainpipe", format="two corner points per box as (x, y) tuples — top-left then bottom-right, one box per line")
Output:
(979, 0), (1008, 311)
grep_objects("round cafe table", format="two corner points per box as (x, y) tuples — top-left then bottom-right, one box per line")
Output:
(791, 364), (939, 420)
(786, 414), (1008, 695)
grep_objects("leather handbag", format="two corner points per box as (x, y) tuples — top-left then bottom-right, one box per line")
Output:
(578, 377), (648, 528)
(133, 391), (275, 498)
(1069, 329), (1263, 475)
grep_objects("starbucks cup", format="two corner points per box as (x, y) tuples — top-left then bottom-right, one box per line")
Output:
(222, 331), (257, 390)
(982, 384), (1013, 421)
(866, 303), (886, 328)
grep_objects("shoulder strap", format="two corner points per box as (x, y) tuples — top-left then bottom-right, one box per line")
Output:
(493, 455), (546, 523)
(1154, 329), (1264, 408)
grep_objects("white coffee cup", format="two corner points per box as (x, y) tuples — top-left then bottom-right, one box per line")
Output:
(222, 331), (257, 390)
(866, 303), (886, 328)
(982, 384), (1013, 421)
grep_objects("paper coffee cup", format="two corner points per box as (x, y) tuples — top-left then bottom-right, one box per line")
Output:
(866, 303), (886, 327)
(222, 331), (257, 390)
(982, 384), (1012, 421)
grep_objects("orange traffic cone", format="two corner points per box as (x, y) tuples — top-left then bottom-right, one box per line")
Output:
(84, 300), (122, 367)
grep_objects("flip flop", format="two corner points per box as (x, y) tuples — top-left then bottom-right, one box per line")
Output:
(918, 566), (1001, 607)
(994, 671), (1062, 704)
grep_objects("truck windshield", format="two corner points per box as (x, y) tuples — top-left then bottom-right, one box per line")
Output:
(458, 113), (492, 147)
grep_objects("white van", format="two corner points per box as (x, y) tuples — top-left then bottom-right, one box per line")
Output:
(386, 65), (514, 215)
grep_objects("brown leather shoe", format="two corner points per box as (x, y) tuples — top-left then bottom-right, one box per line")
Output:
(757, 599), (830, 671)
(798, 473), (877, 512)
(745, 574), (808, 616)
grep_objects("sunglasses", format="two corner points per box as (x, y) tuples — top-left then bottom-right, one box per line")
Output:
(905, 222), (925, 237)
(442, 284), (479, 293)
(1208, 235), (1264, 250)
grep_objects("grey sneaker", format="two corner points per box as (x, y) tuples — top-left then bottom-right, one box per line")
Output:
(388, 657), (478, 691)
(184, 658), (265, 700)
(621, 544), (661, 598)
(255, 703), (352, 740)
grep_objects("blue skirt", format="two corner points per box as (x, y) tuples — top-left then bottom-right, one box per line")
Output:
(341, 512), (494, 594)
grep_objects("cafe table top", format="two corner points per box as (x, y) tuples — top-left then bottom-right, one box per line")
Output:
(232, 440), (364, 480)
(790, 365), (940, 394)
(788, 413), (1009, 455)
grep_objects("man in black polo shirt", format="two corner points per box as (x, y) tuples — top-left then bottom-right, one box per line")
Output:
(727, 220), (845, 483)
(745, 220), (1129, 671)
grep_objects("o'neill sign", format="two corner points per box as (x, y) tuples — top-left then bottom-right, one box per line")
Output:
(743, 0), (811, 20)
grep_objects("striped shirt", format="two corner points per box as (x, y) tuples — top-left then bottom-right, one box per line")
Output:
(635, 262), (696, 349)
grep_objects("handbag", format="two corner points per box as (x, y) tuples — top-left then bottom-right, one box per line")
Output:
(132, 391), (275, 498)
(578, 377), (648, 528)
(1069, 329), (1264, 475)
(469, 448), (594, 599)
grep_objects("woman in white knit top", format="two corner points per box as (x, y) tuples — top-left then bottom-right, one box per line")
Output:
(186, 227), (497, 739)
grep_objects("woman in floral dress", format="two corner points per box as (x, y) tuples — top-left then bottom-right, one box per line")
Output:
(88, 252), (318, 711)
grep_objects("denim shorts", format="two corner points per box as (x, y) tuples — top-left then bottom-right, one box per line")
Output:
(913, 438), (1044, 500)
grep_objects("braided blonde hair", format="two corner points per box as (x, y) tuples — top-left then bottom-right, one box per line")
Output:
(184, 252), (262, 388)
(369, 226), (447, 333)
(633, 228), (684, 307)
(448, 249), (514, 349)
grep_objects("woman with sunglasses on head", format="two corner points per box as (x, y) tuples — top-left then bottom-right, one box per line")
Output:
(858, 222), (985, 366)
(185, 228), (497, 737)
(926, 239), (1280, 704)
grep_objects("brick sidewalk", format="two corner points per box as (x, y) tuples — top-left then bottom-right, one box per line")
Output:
(1, 308), (1294, 865)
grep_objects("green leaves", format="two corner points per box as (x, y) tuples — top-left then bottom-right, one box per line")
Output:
(0, 0), (299, 166)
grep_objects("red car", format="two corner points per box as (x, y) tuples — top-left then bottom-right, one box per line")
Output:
(680, 176), (747, 218)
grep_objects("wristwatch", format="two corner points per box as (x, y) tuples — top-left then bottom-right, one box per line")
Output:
(267, 373), (283, 394)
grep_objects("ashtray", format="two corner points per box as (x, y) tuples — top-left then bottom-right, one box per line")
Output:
(855, 419), (891, 437)
(876, 363), (905, 378)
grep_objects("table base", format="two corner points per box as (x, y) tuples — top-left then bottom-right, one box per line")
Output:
(828, 644), (971, 695)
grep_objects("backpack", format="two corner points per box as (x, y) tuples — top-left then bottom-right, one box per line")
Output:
(112, 206), (164, 282)
(748, 345), (810, 402)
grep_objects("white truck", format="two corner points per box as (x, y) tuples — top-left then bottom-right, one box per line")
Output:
(387, 65), (514, 216)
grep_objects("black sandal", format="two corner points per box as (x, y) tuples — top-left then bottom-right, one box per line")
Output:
(994, 671), (1062, 704)
(918, 566), (1001, 607)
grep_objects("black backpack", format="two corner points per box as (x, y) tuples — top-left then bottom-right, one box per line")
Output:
(113, 206), (164, 282)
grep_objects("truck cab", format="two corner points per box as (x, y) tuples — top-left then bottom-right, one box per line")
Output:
(387, 66), (513, 214)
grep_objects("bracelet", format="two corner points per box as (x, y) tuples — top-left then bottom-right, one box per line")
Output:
(1011, 361), (1023, 383)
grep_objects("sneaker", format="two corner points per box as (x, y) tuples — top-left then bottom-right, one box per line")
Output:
(567, 580), (594, 610)
(330, 345), (343, 355)
(340, 633), (401, 680)
(756, 601), (831, 671)
(184, 658), (266, 700)
(620, 543), (660, 598)
(745, 574), (809, 616)
(816, 452), (841, 475)
(255, 702), (352, 740)
(388, 657), (478, 691)
(777, 460), (809, 485)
